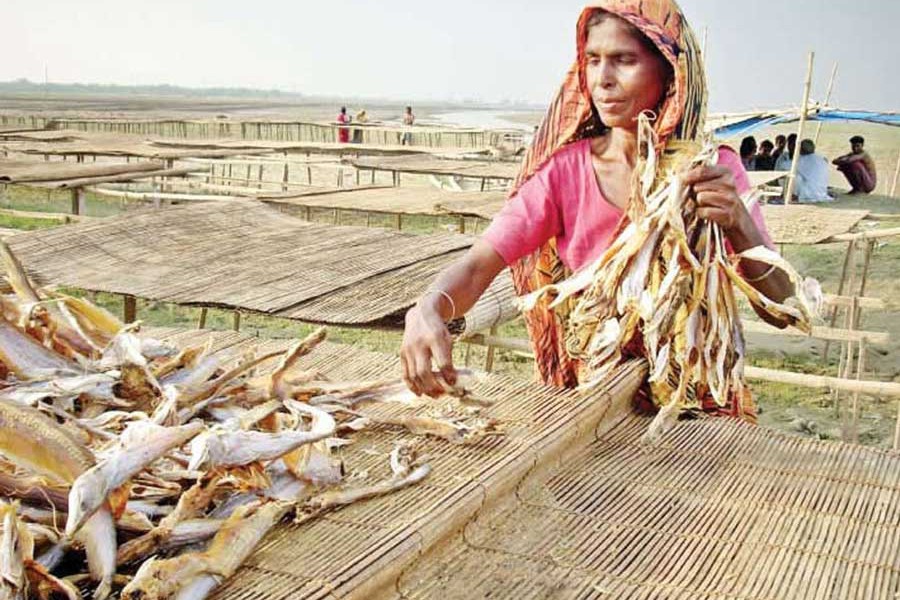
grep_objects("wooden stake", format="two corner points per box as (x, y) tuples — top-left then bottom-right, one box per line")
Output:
(232, 311), (241, 332)
(853, 240), (875, 330)
(890, 148), (900, 197)
(813, 62), (838, 146)
(784, 51), (815, 204)
(123, 295), (137, 323)
(850, 338), (866, 443)
(197, 307), (208, 329)
(823, 239), (856, 362)
(895, 400), (900, 450)
(484, 325), (499, 373)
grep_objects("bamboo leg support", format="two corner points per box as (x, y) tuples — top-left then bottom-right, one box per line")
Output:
(123, 295), (137, 324)
(823, 240), (857, 362)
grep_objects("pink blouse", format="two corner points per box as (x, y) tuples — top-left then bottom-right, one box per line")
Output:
(483, 140), (773, 272)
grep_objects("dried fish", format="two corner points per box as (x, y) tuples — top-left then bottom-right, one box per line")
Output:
(0, 246), (472, 599)
(520, 125), (817, 438)
(67, 421), (203, 537)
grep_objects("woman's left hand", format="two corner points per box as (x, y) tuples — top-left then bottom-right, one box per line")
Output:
(682, 164), (761, 252)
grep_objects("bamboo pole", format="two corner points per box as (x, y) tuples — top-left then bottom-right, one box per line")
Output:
(484, 325), (499, 373)
(823, 239), (856, 361)
(827, 227), (900, 242)
(744, 366), (900, 397)
(850, 338), (866, 443)
(853, 240), (875, 331)
(822, 294), (884, 310)
(784, 51), (815, 204)
(890, 148), (900, 197)
(461, 333), (532, 354)
(742, 318), (888, 345)
(812, 62), (838, 146)
(700, 26), (709, 57)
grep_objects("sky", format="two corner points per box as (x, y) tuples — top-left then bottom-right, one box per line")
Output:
(4, 0), (898, 113)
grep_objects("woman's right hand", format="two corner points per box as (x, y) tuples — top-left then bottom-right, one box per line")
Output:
(400, 299), (457, 397)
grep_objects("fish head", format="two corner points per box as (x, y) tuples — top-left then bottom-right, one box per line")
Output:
(65, 468), (109, 538)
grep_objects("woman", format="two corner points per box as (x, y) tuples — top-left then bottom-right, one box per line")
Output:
(336, 107), (351, 143)
(401, 0), (793, 421)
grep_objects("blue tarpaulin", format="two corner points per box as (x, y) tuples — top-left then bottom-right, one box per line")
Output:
(713, 109), (900, 138)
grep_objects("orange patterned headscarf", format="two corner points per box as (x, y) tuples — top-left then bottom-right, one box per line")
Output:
(510, 0), (707, 387)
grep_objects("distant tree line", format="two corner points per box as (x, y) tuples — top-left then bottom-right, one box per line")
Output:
(0, 78), (301, 98)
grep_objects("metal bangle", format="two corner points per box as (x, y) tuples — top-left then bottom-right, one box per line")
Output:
(745, 264), (778, 283)
(425, 289), (457, 321)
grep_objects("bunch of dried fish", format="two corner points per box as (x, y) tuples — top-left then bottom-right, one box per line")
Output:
(0, 240), (493, 599)
(521, 123), (821, 441)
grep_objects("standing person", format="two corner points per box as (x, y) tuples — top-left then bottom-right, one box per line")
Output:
(793, 139), (833, 202)
(739, 136), (758, 171)
(400, 0), (792, 423)
(755, 139), (776, 171)
(336, 107), (351, 144)
(352, 109), (368, 144)
(771, 134), (787, 163)
(833, 135), (878, 194)
(400, 106), (415, 145)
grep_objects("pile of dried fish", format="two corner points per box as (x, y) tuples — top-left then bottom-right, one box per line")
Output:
(0, 240), (495, 599)
(521, 125), (821, 441)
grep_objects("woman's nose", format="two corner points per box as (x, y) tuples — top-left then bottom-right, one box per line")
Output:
(597, 61), (616, 88)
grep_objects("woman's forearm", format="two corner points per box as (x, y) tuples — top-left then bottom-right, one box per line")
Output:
(418, 240), (507, 322)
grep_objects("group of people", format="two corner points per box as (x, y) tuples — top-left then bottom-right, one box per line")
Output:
(739, 133), (878, 202)
(335, 105), (415, 144)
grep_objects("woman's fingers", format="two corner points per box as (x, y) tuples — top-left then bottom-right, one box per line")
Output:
(696, 205), (731, 225)
(400, 351), (421, 396)
(430, 330), (457, 388)
(683, 164), (733, 187)
(413, 348), (443, 397)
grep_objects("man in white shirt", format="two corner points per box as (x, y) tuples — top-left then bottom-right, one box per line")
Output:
(793, 139), (833, 202)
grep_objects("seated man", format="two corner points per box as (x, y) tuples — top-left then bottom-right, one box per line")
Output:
(833, 135), (877, 194)
(794, 139), (833, 202)
(755, 139), (776, 171)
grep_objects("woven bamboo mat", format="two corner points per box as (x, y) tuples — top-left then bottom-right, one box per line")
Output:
(141, 327), (646, 599)
(264, 186), (507, 217)
(399, 413), (900, 599)
(2, 131), (269, 160)
(436, 194), (506, 220)
(761, 205), (870, 245)
(0, 158), (163, 183)
(6, 201), (472, 324)
(349, 155), (520, 180)
(150, 138), (460, 157)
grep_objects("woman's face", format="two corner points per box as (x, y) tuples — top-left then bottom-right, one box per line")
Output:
(584, 15), (671, 130)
